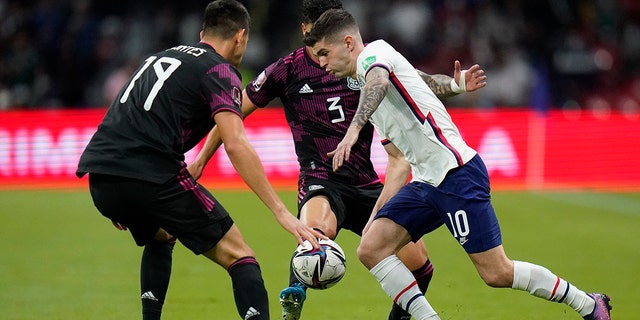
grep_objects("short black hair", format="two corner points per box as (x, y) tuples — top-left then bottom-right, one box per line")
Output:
(301, 0), (343, 23)
(202, 0), (251, 39)
(303, 8), (356, 47)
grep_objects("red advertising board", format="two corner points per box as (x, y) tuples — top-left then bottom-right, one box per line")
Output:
(1, 108), (639, 191)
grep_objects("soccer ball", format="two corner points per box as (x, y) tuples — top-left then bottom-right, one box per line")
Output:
(291, 238), (347, 290)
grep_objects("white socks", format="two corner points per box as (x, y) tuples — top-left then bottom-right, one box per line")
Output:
(370, 255), (440, 320)
(512, 260), (595, 316)
(370, 257), (596, 318)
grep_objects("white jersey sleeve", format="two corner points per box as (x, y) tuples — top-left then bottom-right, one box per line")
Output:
(356, 40), (477, 186)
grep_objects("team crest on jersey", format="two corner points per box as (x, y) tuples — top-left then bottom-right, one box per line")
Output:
(252, 70), (267, 91)
(362, 56), (377, 71)
(232, 86), (242, 106)
(346, 77), (360, 91)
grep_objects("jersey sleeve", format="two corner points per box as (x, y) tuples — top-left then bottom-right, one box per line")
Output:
(372, 122), (390, 145)
(245, 57), (289, 108)
(357, 40), (396, 81)
(201, 63), (243, 118)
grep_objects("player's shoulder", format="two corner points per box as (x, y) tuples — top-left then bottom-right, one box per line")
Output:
(363, 40), (397, 56)
(182, 43), (241, 76)
(162, 43), (231, 68)
(360, 40), (401, 69)
(263, 47), (313, 79)
(283, 47), (306, 62)
(274, 47), (308, 71)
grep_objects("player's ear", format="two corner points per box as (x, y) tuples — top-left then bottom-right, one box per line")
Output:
(199, 30), (204, 40)
(344, 35), (353, 51)
(301, 22), (313, 37)
(236, 28), (247, 45)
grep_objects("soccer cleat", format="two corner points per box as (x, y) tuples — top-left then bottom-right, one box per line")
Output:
(279, 283), (307, 320)
(583, 293), (612, 320)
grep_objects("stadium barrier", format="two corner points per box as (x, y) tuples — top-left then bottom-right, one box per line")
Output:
(1, 108), (639, 191)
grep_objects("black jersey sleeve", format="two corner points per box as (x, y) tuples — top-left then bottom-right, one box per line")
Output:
(202, 63), (244, 119)
(245, 57), (289, 108)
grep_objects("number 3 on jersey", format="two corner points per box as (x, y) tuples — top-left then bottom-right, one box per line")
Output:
(120, 56), (182, 111)
(327, 97), (345, 123)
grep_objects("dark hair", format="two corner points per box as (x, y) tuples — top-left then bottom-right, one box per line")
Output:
(303, 8), (356, 47)
(301, 0), (342, 23)
(202, 0), (251, 39)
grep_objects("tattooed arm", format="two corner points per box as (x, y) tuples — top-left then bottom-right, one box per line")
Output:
(328, 66), (390, 171)
(417, 60), (487, 99)
(418, 70), (458, 98)
(352, 67), (391, 128)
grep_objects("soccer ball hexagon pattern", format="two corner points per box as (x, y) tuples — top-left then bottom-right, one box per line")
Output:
(291, 238), (347, 289)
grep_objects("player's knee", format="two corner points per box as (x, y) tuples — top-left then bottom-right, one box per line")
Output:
(479, 268), (512, 288)
(224, 240), (256, 261)
(356, 241), (379, 269)
(153, 228), (174, 242)
(300, 217), (337, 239)
(149, 236), (177, 248)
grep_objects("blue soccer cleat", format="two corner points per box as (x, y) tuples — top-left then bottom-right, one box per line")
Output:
(583, 293), (612, 320)
(279, 283), (307, 320)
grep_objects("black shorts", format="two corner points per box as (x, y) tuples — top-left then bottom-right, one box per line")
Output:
(297, 177), (383, 236)
(88, 171), (233, 255)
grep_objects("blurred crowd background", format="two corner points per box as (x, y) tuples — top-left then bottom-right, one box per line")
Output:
(1, 0), (639, 114)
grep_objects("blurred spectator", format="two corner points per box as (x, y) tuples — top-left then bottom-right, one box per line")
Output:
(0, 0), (638, 112)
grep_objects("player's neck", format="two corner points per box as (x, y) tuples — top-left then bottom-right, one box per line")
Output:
(201, 38), (238, 66)
(305, 46), (320, 63)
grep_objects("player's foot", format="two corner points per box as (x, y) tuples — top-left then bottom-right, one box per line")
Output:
(280, 283), (306, 320)
(583, 293), (612, 320)
(388, 302), (412, 320)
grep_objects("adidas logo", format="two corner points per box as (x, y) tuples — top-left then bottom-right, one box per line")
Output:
(299, 83), (313, 94)
(244, 307), (261, 319)
(141, 291), (158, 301)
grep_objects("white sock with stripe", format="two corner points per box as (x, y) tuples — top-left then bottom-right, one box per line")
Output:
(512, 260), (595, 316)
(370, 255), (440, 320)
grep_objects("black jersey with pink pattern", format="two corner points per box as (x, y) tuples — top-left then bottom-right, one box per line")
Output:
(246, 47), (380, 186)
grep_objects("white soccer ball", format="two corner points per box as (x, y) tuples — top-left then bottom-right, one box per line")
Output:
(291, 238), (347, 290)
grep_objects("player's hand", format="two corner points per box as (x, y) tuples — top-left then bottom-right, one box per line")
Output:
(275, 212), (326, 249)
(111, 220), (127, 231)
(328, 125), (361, 172)
(187, 161), (204, 180)
(454, 60), (487, 92)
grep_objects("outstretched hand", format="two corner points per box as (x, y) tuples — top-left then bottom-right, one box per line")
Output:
(454, 60), (487, 92)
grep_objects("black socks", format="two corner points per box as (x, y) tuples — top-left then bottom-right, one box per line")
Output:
(140, 237), (176, 320)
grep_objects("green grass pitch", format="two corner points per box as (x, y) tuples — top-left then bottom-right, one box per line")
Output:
(0, 189), (637, 319)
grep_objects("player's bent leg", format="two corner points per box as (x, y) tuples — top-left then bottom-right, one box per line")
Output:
(299, 195), (338, 239)
(279, 195), (339, 320)
(468, 244), (514, 287)
(360, 219), (440, 319)
(469, 245), (610, 319)
(358, 218), (408, 269)
(202, 224), (269, 320)
(389, 240), (434, 320)
(202, 224), (256, 267)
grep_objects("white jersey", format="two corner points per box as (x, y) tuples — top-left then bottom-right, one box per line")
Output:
(356, 40), (477, 186)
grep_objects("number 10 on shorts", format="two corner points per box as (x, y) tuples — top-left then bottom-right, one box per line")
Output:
(446, 210), (470, 246)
